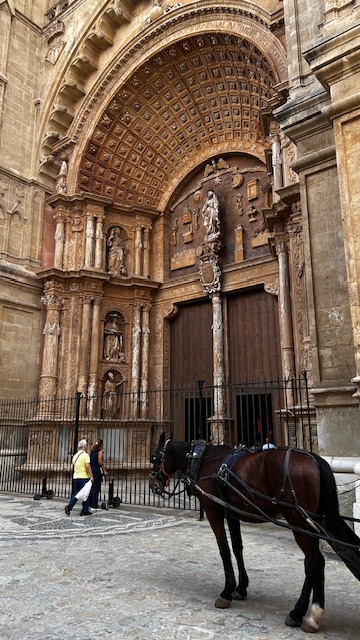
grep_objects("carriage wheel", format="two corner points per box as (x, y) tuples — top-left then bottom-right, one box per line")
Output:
(113, 497), (121, 508)
(46, 490), (54, 499)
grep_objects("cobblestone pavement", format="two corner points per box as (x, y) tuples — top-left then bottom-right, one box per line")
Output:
(0, 494), (359, 640)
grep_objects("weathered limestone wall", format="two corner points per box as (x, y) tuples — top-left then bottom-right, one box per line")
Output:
(0, 2), (46, 397)
(278, 0), (359, 456)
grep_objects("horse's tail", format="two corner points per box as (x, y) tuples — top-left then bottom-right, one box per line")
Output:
(316, 454), (360, 581)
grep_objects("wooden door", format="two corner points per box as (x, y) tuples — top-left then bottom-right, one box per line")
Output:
(170, 300), (213, 387)
(227, 288), (283, 446)
(170, 300), (213, 439)
(227, 288), (281, 382)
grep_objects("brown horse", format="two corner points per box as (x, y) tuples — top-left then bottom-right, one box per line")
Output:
(149, 433), (360, 633)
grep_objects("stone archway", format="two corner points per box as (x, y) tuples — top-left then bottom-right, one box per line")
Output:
(75, 31), (279, 213)
(50, 4), (287, 206)
(40, 5), (288, 407)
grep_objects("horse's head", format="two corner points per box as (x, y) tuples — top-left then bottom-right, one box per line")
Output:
(149, 432), (174, 496)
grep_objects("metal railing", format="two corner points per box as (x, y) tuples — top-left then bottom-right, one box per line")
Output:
(0, 374), (314, 509)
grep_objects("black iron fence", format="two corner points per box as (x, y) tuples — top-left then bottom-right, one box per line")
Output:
(0, 375), (314, 509)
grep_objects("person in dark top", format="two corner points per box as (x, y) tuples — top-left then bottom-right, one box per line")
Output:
(89, 439), (108, 510)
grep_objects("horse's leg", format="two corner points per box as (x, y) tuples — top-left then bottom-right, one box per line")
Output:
(206, 507), (236, 608)
(301, 550), (325, 633)
(227, 515), (249, 600)
(285, 533), (325, 633)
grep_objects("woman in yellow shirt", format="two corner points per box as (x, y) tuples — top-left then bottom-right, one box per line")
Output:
(64, 439), (94, 516)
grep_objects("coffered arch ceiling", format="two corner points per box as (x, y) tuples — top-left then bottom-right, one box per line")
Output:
(77, 32), (277, 212)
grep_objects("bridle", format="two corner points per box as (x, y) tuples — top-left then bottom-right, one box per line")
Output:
(149, 439), (185, 498)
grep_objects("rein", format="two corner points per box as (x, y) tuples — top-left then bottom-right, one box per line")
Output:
(191, 478), (360, 549)
(150, 440), (360, 550)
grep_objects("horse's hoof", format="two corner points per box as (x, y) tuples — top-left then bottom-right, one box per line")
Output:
(301, 620), (319, 633)
(301, 605), (324, 633)
(285, 614), (302, 628)
(215, 597), (231, 609)
(231, 590), (246, 601)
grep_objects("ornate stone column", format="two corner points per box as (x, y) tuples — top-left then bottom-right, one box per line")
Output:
(276, 235), (295, 387)
(39, 283), (62, 399)
(197, 190), (226, 443)
(84, 211), (95, 268)
(211, 292), (226, 418)
(270, 122), (283, 201)
(54, 207), (66, 268)
(94, 213), (104, 269)
(77, 295), (92, 404)
(140, 304), (150, 417)
(131, 303), (142, 417)
(143, 226), (151, 278)
(87, 296), (102, 416)
(134, 224), (142, 275)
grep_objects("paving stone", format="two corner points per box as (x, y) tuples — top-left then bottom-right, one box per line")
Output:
(0, 494), (359, 640)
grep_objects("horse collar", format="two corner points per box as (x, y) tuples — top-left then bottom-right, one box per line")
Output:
(185, 440), (209, 496)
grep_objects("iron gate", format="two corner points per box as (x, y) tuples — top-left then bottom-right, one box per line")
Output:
(0, 375), (314, 509)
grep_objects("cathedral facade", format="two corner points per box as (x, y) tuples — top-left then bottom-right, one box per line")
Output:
(1, 0), (360, 487)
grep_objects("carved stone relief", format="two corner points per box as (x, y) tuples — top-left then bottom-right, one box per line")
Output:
(0, 176), (27, 257)
(168, 153), (270, 280)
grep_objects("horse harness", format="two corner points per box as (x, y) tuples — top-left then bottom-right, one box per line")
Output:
(150, 439), (360, 551)
(185, 442), (324, 533)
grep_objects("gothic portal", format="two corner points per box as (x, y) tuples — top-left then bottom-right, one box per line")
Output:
(1, 0), (360, 472)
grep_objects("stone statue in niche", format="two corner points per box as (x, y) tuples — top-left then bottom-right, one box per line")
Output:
(107, 227), (127, 276)
(104, 315), (124, 362)
(202, 190), (220, 241)
(102, 372), (123, 419)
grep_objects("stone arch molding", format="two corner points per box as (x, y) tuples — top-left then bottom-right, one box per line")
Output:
(46, 2), (287, 210)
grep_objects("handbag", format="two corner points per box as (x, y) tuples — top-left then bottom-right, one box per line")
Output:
(75, 479), (92, 501)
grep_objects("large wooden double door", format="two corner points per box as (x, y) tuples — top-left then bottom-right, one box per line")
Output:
(169, 288), (282, 444)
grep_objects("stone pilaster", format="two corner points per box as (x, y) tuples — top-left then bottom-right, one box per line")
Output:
(131, 303), (142, 417)
(275, 236), (295, 383)
(39, 284), (62, 399)
(140, 304), (150, 417)
(77, 295), (92, 401)
(87, 296), (102, 416)
(84, 213), (95, 268)
(143, 226), (151, 278)
(134, 224), (142, 276)
(94, 213), (104, 269)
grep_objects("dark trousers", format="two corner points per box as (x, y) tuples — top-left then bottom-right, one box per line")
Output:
(68, 477), (91, 513)
(90, 471), (102, 508)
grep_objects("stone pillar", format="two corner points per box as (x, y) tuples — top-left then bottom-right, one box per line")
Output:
(134, 224), (142, 275)
(143, 226), (151, 278)
(94, 213), (104, 269)
(270, 123), (283, 201)
(140, 304), (150, 417)
(131, 303), (142, 417)
(211, 293), (226, 444)
(276, 237), (295, 383)
(53, 208), (66, 268)
(84, 212), (95, 268)
(39, 286), (62, 399)
(77, 295), (92, 403)
(87, 296), (102, 416)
